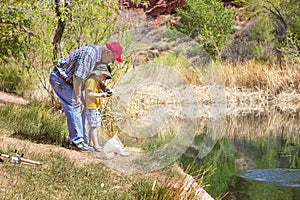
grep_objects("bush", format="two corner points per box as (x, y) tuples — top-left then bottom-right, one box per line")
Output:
(238, 0), (300, 61)
(0, 62), (35, 95)
(175, 0), (236, 60)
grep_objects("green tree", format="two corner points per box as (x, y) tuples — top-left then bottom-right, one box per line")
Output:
(175, 0), (236, 60)
(0, 0), (35, 64)
(63, 0), (119, 55)
(0, 0), (56, 94)
(0, 0), (120, 97)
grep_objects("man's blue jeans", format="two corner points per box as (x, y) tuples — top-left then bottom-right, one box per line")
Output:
(49, 69), (87, 144)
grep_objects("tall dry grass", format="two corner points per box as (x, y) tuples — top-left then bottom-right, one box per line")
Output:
(219, 59), (300, 94)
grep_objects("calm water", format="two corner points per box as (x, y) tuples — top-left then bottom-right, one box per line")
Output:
(180, 109), (300, 200)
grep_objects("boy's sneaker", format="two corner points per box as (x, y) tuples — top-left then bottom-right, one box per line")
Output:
(69, 142), (94, 152)
(118, 148), (130, 157)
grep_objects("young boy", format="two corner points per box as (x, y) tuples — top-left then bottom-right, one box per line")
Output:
(84, 63), (112, 152)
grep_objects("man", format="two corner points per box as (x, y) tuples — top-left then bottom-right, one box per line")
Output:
(49, 42), (123, 151)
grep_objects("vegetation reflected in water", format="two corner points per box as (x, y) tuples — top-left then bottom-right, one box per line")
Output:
(179, 109), (300, 199)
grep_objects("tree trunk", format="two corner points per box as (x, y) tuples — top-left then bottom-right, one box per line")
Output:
(52, 0), (71, 64)
(51, 0), (72, 107)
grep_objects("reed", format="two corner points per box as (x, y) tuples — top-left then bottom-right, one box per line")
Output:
(219, 59), (300, 94)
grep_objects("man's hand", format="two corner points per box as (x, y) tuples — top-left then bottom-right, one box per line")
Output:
(73, 99), (82, 108)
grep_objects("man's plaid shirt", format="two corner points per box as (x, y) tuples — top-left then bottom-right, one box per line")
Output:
(55, 46), (102, 81)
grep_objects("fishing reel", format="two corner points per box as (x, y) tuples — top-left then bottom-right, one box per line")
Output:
(10, 149), (24, 163)
(0, 149), (43, 165)
(105, 89), (113, 95)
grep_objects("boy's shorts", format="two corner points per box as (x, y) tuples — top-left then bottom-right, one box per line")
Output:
(85, 109), (102, 128)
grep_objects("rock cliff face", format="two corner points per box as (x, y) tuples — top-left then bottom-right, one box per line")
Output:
(145, 0), (185, 18)
(119, 0), (236, 18)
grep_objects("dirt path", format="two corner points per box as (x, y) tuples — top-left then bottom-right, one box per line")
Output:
(0, 132), (97, 165)
(0, 91), (30, 105)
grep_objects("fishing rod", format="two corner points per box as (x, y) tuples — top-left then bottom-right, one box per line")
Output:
(0, 149), (43, 165)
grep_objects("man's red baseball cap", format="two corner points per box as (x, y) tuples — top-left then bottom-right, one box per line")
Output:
(106, 42), (123, 63)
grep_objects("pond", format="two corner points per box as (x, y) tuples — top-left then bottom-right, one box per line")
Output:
(179, 108), (300, 200)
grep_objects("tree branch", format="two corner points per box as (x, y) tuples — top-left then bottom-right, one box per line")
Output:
(264, 1), (287, 30)
(0, 18), (34, 36)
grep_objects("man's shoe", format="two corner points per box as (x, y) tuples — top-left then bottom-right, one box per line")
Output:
(69, 142), (94, 152)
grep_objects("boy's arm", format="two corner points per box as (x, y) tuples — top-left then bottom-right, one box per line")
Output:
(86, 90), (110, 98)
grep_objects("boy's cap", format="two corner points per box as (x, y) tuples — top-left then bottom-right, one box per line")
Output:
(91, 63), (112, 79)
(106, 42), (123, 63)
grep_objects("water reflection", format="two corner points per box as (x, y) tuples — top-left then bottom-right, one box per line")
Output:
(180, 108), (300, 199)
(225, 176), (300, 200)
(225, 108), (300, 199)
(241, 169), (300, 187)
(225, 108), (300, 142)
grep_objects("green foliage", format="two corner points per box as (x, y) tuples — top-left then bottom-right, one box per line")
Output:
(179, 136), (238, 198)
(237, 0), (300, 60)
(1, 1), (56, 94)
(1, 0), (121, 96)
(0, 63), (23, 93)
(251, 15), (278, 61)
(0, 2), (32, 63)
(143, 132), (176, 152)
(0, 61), (36, 95)
(279, 30), (300, 58)
(176, 0), (236, 60)
(64, 0), (119, 53)
(253, 136), (300, 169)
(129, 0), (150, 7)
(0, 101), (67, 144)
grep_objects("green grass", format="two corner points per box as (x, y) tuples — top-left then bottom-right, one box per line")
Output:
(0, 149), (203, 200)
(132, 178), (172, 200)
(0, 151), (139, 200)
(0, 95), (213, 200)
(0, 101), (68, 144)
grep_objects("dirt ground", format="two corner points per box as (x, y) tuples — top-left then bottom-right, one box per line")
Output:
(0, 91), (30, 106)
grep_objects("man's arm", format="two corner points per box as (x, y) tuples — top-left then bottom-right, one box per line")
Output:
(73, 75), (83, 108)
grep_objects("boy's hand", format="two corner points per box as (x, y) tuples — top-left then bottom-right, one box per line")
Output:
(104, 89), (113, 97)
(100, 92), (112, 98)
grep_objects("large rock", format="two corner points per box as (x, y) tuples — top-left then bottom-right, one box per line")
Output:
(145, 0), (185, 18)
(120, 0), (237, 18)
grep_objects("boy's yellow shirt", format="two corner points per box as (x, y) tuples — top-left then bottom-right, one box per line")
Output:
(85, 78), (101, 109)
